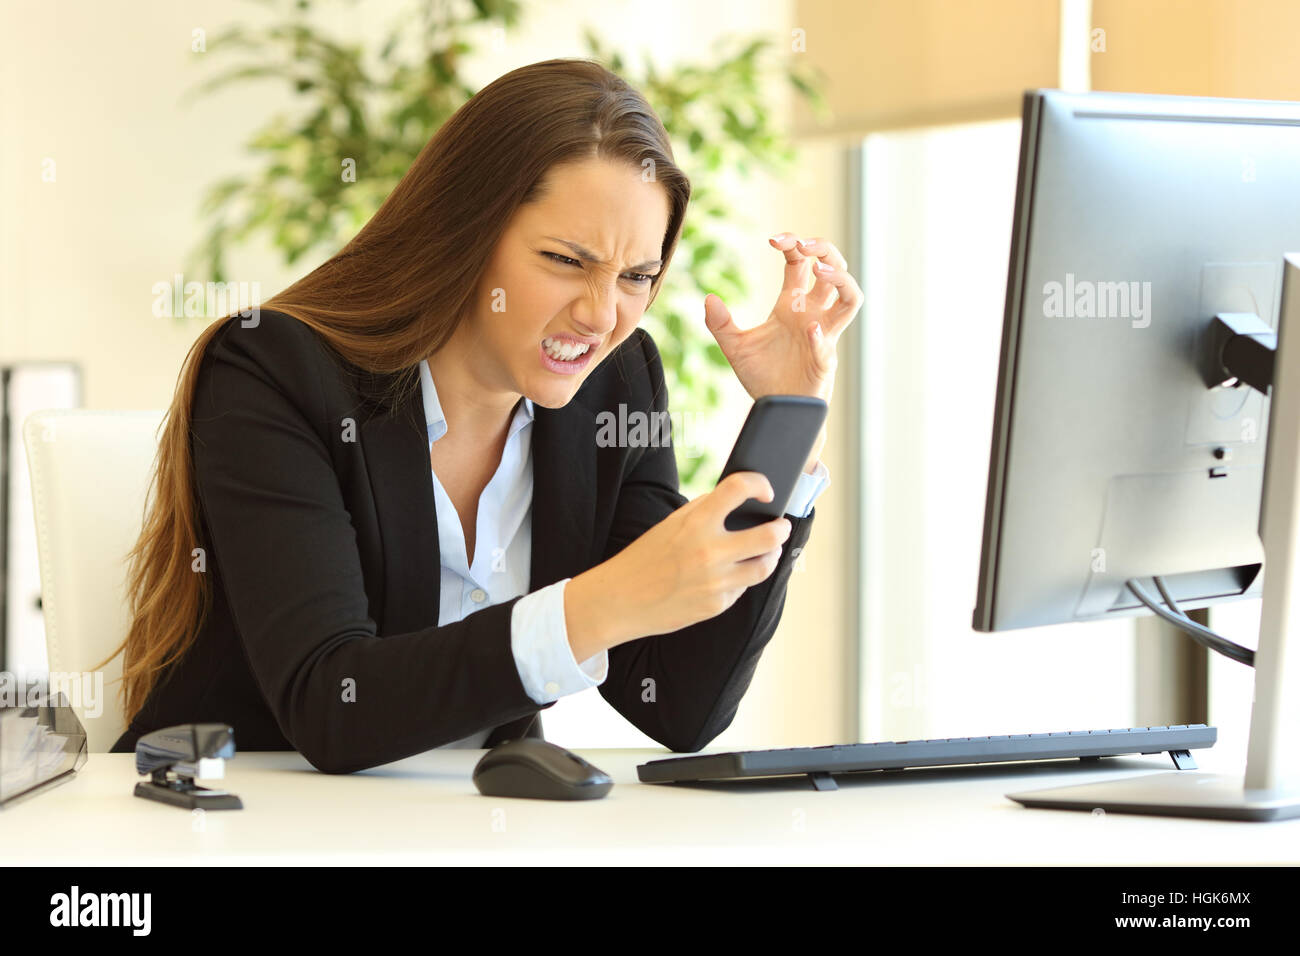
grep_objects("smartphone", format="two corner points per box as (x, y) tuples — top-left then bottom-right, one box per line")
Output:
(717, 395), (828, 531)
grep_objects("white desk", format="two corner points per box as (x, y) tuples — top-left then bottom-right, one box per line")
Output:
(5, 747), (1297, 865)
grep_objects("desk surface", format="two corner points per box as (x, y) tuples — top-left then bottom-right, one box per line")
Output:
(5, 747), (1297, 865)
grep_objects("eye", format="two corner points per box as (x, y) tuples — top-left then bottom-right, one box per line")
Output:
(544, 252), (657, 285)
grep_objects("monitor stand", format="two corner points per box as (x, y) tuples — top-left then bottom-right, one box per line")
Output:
(1007, 254), (1300, 822)
(1007, 772), (1300, 822)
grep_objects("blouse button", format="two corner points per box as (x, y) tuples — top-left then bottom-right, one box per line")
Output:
(470, 588), (487, 603)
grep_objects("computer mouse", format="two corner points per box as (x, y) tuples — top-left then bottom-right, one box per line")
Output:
(472, 738), (613, 800)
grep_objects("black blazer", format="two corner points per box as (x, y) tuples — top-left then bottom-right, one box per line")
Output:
(110, 309), (815, 773)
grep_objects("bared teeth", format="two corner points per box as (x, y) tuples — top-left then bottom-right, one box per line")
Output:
(542, 337), (590, 361)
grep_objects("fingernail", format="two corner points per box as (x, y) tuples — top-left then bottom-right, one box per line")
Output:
(798, 238), (815, 248)
(814, 261), (834, 273)
(769, 233), (787, 242)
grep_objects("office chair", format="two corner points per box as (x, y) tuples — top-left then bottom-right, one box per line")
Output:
(22, 409), (165, 752)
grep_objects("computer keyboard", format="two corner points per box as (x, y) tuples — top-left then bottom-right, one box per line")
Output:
(636, 724), (1216, 791)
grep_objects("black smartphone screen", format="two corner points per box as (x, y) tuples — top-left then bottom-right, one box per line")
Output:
(716, 395), (828, 530)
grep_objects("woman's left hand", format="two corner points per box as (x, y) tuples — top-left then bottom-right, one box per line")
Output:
(703, 233), (863, 472)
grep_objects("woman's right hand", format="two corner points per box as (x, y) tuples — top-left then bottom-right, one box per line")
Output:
(563, 471), (793, 659)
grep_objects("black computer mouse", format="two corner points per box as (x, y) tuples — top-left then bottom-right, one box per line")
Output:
(472, 738), (613, 800)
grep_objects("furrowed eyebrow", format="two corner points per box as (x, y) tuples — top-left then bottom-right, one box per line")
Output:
(543, 237), (662, 272)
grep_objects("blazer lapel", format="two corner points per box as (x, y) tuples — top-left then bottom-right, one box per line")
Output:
(360, 380), (599, 632)
(530, 400), (597, 590)
(360, 384), (442, 635)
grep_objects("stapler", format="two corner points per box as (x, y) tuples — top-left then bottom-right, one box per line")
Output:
(133, 723), (243, 810)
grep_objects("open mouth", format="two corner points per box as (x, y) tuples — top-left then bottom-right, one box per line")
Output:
(542, 336), (592, 361)
(539, 336), (595, 374)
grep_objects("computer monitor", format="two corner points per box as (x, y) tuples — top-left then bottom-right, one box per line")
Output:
(973, 89), (1300, 819)
(973, 90), (1300, 632)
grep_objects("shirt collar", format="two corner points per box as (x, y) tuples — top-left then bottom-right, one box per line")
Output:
(418, 359), (534, 447)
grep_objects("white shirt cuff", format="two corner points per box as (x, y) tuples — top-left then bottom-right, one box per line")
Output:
(783, 460), (830, 517)
(510, 578), (609, 704)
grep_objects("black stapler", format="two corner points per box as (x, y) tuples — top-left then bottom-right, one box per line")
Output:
(133, 723), (243, 810)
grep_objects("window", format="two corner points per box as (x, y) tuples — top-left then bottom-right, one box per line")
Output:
(857, 119), (1137, 742)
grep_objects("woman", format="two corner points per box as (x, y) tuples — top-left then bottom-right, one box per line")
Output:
(106, 58), (860, 774)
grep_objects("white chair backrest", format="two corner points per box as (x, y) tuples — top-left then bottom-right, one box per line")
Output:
(23, 410), (166, 752)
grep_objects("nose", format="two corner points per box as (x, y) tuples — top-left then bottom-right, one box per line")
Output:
(573, 284), (619, 339)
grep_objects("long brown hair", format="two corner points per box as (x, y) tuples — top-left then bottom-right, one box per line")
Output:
(104, 57), (691, 724)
